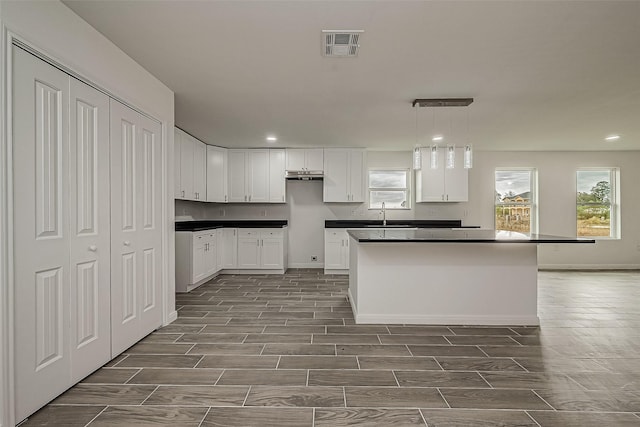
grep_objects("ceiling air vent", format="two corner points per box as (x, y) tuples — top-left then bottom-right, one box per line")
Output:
(322, 30), (363, 57)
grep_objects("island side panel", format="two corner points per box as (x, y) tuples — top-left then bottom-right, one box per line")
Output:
(350, 241), (539, 326)
(348, 236), (359, 320)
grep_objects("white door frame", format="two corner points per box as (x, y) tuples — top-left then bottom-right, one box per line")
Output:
(0, 29), (174, 427)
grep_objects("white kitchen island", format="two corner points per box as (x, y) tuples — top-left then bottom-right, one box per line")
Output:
(348, 229), (594, 326)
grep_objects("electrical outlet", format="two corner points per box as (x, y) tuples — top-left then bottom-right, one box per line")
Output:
(261, 210), (267, 217)
(311, 255), (318, 261)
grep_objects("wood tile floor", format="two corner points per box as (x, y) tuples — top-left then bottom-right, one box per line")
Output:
(21, 269), (640, 426)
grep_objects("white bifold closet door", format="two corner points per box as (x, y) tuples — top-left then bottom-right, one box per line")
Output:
(109, 100), (163, 356)
(13, 47), (111, 421)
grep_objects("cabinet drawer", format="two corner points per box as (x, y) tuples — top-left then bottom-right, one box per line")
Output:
(238, 230), (259, 238)
(261, 229), (283, 238)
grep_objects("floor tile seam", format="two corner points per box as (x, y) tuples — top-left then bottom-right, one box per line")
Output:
(530, 389), (557, 411)
(476, 371), (494, 389)
(121, 368), (143, 385)
(138, 385), (161, 406)
(83, 405), (109, 427)
(110, 354), (129, 367)
(241, 385), (252, 407)
(510, 357), (529, 372)
(435, 388), (451, 409)
(196, 407), (212, 427)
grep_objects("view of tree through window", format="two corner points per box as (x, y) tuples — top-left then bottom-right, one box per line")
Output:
(495, 170), (535, 233)
(577, 169), (614, 237)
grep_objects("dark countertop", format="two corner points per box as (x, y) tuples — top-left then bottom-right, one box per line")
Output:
(325, 219), (465, 228)
(176, 220), (288, 232)
(347, 229), (596, 244)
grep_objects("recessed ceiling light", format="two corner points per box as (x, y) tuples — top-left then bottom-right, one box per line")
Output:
(604, 135), (620, 142)
(432, 135), (444, 142)
(266, 136), (277, 142)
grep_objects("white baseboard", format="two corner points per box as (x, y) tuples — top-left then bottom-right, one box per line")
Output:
(324, 269), (348, 275)
(539, 264), (640, 270)
(353, 313), (540, 326)
(348, 289), (358, 320)
(287, 262), (324, 269)
(166, 310), (178, 325)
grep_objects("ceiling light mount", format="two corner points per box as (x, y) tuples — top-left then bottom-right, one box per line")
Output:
(412, 98), (474, 108)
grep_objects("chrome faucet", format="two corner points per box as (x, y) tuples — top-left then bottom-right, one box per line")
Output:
(381, 201), (387, 226)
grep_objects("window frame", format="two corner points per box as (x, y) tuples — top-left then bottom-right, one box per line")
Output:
(576, 167), (620, 240)
(494, 168), (538, 234)
(367, 168), (411, 210)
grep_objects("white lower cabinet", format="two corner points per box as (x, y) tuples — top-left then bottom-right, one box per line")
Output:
(176, 230), (219, 292)
(324, 229), (350, 272)
(218, 228), (238, 268)
(177, 227), (287, 292)
(237, 229), (285, 270)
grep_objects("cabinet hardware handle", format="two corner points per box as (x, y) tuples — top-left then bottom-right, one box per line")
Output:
(88, 245), (97, 252)
(446, 194), (449, 201)
(225, 195), (227, 202)
(249, 195), (252, 202)
(244, 195), (247, 201)
(123, 241), (131, 246)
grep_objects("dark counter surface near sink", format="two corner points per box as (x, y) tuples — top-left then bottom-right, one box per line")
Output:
(176, 220), (288, 232)
(347, 228), (596, 244)
(325, 219), (464, 228)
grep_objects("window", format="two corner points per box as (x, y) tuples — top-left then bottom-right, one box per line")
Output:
(495, 169), (537, 233)
(576, 168), (619, 238)
(368, 169), (410, 209)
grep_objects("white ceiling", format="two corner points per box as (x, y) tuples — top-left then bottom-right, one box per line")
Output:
(63, 0), (640, 151)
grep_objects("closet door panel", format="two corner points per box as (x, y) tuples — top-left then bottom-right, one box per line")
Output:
(110, 100), (162, 356)
(69, 78), (111, 383)
(13, 47), (71, 423)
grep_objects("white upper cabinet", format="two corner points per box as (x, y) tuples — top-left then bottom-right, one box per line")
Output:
(248, 150), (269, 203)
(227, 149), (248, 202)
(175, 128), (206, 201)
(206, 145), (228, 203)
(323, 149), (365, 202)
(193, 138), (206, 201)
(416, 147), (468, 202)
(174, 131), (182, 198)
(269, 149), (286, 203)
(286, 148), (324, 171)
(227, 149), (285, 203)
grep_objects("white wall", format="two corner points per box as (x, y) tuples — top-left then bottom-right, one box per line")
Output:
(177, 150), (640, 270)
(1, 3), (175, 425)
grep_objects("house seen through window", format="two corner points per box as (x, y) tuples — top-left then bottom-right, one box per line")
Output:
(495, 169), (537, 233)
(577, 169), (619, 238)
(368, 169), (410, 209)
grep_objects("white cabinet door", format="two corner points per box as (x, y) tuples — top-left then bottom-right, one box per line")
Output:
(13, 48), (72, 422)
(323, 149), (350, 202)
(269, 149), (286, 203)
(305, 149), (324, 171)
(349, 150), (365, 202)
(204, 232), (218, 277)
(237, 233), (261, 268)
(324, 230), (347, 270)
(248, 149), (269, 202)
(192, 234), (207, 283)
(444, 147), (469, 202)
(227, 149), (248, 202)
(416, 147), (468, 202)
(219, 228), (238, 269)
(192, 138), (206, 201)
(260, 230), (284, 269)
(110, 99), (163, 357)
(285, 149), (305, 170)
(174, 129), (182, 198)
(178, 129), (194, 200)
(207, 146), (227, 202)
(69, 78), (111, 383)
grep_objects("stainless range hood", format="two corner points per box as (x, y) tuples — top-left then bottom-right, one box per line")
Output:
(285, 170), (323, 180)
